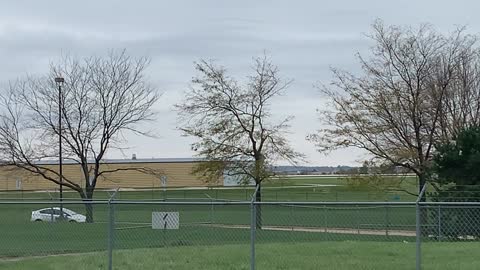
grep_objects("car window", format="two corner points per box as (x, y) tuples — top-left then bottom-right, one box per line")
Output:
(52, 209), (70, 216)
(39, 209), (52, 214)
(63, 209), (76, 216)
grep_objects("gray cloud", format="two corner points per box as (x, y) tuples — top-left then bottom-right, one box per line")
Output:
(1, 0), (480, 165)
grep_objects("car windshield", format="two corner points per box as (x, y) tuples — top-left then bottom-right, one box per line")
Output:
(62, 209), (77, 215)
(42, 208), (77, 216)
(39, 209), (52, 214)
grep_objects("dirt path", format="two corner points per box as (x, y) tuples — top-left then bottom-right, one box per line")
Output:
(0, 251), (100, 262)
(206, 224), (416, 237)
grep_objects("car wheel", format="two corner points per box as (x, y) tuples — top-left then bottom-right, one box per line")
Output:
(34, 219), (42, 222)
(69, 220), (76, 223)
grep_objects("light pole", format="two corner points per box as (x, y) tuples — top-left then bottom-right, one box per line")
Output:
(55, 77), (64, 219)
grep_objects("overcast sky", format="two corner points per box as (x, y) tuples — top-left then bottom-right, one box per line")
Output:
(1, 0), (479, 166)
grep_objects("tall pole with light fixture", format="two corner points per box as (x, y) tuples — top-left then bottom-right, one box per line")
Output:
(55, 77), (64, 219)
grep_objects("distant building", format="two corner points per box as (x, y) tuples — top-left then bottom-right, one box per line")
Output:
(0, 158), (222, 191)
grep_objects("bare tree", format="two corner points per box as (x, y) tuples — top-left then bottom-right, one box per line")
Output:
(176, 56), (303, 227)
(0, 51), (160, 222)
(438, 40), (480, 141)
(309, 21), (478, 195)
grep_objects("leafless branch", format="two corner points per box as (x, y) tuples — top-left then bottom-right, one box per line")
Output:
(0, 50), (160, 221)
(176, 55), (304, 187)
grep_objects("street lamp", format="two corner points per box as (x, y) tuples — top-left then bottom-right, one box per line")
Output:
(55, 77), (64, 219)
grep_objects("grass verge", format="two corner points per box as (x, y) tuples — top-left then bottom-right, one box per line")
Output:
(0, 241), (477, 270)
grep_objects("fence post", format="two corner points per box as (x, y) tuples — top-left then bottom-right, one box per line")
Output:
(323, 205), (327, 233)
(385, 202), (389, 237)
(357, 205), (361, 234)
(416, 184), (427, 270)
(204, 194), (215, 226)
(211, 198), (214, 226)
(108, 188), (119, 270)
(108, 201), (114, 270)
(250, 184), (261, 270)
(291, 204), (294, 231)
(415, 202), (421, 270)
(250, 199), (256, 270)
(437, 204), (441, 242)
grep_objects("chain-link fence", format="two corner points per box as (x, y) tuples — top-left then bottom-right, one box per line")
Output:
(0, 187), (418, 202)
(419, 202), (480, 270)
(0, 198), (479, 269)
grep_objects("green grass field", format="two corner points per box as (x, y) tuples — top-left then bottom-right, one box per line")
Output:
(0, 202), (417, 257)
(0, 174), (420, 202)
(0, 242), (477, 270)
(2, 175), (474, 269)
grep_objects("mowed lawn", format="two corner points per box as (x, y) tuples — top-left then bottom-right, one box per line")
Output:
(0, 241), (477, 270)
(0, 175), (431, 269)
(0, 214), (416, 258)
(0, 202), (418, 258)
(0, 174), (420, 202)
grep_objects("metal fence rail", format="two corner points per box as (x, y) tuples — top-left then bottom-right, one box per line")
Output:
(0, 198), (479, 269)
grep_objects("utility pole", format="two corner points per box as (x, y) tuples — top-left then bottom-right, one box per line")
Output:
(55, 76), (64, 219)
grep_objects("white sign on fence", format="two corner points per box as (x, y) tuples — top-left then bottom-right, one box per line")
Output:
(160, 175), (167, 187)
(152, 212), (179, 229)
(15, 179), (22, 190)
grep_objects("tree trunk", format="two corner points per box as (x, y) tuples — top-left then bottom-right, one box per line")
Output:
(255, 183), (262, 229)
(85, 201), (94, 223)
(418, 173), (427, 202)
(84, 189), (94, 223)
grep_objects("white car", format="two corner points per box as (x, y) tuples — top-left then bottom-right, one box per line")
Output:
(31, 207), (86, 223)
